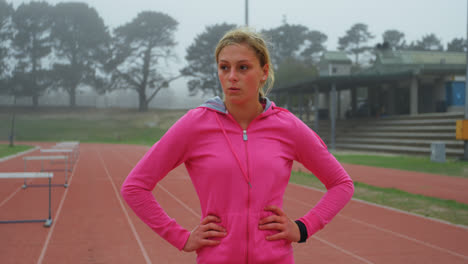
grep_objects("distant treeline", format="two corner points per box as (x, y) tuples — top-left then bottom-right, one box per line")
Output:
(0, 1), (465, 111)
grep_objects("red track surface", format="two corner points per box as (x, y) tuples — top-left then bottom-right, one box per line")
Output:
(293, 162), (468, 204)
(1, 143), (467, 263)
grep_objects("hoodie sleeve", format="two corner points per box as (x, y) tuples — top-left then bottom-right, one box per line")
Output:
(121, 110), (197, 251)
(291, 114), (354, 238)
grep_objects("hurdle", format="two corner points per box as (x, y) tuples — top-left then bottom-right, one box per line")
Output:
(23, 155), (69, 188)
(56, 141), (79, 146)
(0, 172), (53, 227)
(40, 148), (78, 167)
(53, 141), (79, 154)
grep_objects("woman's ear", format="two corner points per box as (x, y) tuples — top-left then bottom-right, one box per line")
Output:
(262, 64), (269, 81)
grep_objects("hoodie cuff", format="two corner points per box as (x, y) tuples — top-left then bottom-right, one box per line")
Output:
(158, 220), (192, 251)
(294, 220), (308, 243)
(298, 212), (325, 238)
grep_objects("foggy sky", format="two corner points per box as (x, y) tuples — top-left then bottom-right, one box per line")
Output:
(8, 0), (467, 100)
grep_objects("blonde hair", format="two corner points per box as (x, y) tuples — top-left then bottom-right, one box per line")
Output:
(215, 27), (275, 98)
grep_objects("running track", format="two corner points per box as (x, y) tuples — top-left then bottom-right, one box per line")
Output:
(0, 143), (467, 263)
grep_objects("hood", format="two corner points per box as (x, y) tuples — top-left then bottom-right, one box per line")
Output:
(199, 96), (275, 115)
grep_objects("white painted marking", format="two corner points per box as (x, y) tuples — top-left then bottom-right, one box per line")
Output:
(289, 182), (468, 230)
(312, 235), (375, 264)
(97, 150), (152, 264)
(111, 149), (199, 218)
(0, 186), (21, 208)
(157, 184), (200, 218)
(37, 154), (80, 264)
(285, 190), (468, 260)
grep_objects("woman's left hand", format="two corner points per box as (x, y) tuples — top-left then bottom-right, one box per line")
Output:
(258, 205), (301, 242)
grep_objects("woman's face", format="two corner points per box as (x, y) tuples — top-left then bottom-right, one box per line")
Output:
(217, 43), (268, 105)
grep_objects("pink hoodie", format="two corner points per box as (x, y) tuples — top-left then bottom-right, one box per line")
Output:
(121, 97), (354, 264)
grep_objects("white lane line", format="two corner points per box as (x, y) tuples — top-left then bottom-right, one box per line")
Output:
(0, 146), (41, 206)
(111, 149), (199, 219)
(37, 153), (80, 264)
(312, 235), (374, 264)
(96, 149), (152, 264)
(157, 184), (200, 218)
(0, 186), (21, 208)
(285, 194), (468, 261)
(290, 182), (468, 230)
(339, 214), (468, 261)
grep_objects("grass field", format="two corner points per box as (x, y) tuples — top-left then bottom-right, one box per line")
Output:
(0, 107), (186, 146)
(290, 171), (468, 226)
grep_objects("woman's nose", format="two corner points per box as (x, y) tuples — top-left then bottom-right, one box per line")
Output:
(228, 69), (238, 82)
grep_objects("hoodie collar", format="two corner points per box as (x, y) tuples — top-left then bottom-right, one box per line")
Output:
(200, 96), (274, 115)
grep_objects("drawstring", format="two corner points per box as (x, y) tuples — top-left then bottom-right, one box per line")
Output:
(215, 113), (251, 188)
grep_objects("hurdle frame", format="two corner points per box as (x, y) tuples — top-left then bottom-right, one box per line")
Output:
(41, 148), (78, 167)
(23, 155), (69, 188)
(0, 172), (54, 227)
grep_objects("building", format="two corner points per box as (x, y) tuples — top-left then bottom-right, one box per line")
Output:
(275, 49), (466, 119)
(273, 49), (466, 157)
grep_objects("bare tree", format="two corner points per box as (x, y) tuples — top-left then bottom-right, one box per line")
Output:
(109, 11), (179, 111)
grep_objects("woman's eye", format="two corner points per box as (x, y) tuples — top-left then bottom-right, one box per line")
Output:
(240, 65), (248, 70)
(219, 65), (228, 71)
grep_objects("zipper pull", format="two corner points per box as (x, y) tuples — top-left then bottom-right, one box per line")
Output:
(243, 130), (248, 141)
(248, 181), (252, 188)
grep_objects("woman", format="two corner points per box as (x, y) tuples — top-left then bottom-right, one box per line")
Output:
(121, 27), (354, 264)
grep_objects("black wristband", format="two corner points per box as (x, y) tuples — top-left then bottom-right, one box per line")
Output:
(295, 220), (308, 243)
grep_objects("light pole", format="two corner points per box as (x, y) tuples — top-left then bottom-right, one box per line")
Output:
(465, 0), (468, 159)
(245, 0), (249, 26)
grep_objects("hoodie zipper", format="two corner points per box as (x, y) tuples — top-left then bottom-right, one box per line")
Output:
(216, 112), (265, 264)
(243, 130), (252, 188)
(243, 129), (251, 264)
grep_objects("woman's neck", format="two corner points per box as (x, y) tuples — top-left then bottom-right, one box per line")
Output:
(225, 99), (264, 130)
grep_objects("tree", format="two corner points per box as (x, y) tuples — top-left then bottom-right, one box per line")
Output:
(338, 23), (374, 65)
(382, 29), (406, 50)
(302, 30), (328, 64)
(109, 11), (179, 111)
(12, 1), (54, 106)
(181, 23), (236, 97)
(0, 0), (13, 81)
(275, 57), (317, 89)
(409, 33), (443, 51)
(262, 21), (327, 66)
(447, 38), (466, 52)
(51, 2), (110, 107)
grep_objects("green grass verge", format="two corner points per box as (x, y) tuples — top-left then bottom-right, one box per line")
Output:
(290, 171), (468, 226)
(0, 109), (184, 146)
(11, 118), (167, 146)
(0, 144), (34, 158)
(332, 153), (468, 178)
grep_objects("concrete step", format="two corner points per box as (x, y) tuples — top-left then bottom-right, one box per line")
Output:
(305, 112), (463, 157)
(380, 112), (463, 120)
(355, 125), (455, 132)
(340, 132), (455, 139)
(338, 138), (463, 147)
(371, 119), (458, 126)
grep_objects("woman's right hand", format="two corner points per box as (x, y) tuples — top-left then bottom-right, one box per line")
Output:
(182, 215), (227, 252)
